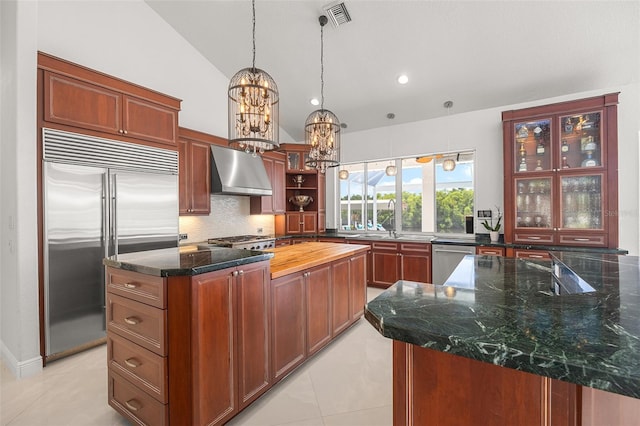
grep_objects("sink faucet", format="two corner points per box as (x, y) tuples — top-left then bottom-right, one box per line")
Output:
(388, 199), (397, 238)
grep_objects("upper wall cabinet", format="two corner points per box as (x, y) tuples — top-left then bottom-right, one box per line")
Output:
(502, 93), (619, 248)
(38, 52), (181, 148)
(178, 127), (227, 216)
(250, 151), (286, 215)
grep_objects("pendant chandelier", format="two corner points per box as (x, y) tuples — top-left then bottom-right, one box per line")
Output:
(228, 0), (279, 155)
(305, 15), (341, 173)
(442, 101), (456, 172)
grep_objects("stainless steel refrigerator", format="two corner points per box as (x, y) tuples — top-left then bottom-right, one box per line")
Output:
(42, 128), (179, 360)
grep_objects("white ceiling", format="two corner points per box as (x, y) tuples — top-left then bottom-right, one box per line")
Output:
(145, 0), (639, 142)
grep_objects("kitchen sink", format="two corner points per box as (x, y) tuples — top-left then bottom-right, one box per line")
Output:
(348, 234), (434, 242)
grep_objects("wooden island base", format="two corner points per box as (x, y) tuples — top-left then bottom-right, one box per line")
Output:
(394, 341), (640, 426)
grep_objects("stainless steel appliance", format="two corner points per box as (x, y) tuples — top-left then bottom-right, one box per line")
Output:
(42, 128), (179, 360)
(431, 244), (476, 285)
(202, 235), (276, 250)
(209, 145), (272, 196)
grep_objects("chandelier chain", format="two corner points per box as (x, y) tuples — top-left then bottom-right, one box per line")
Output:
(251, 0), (256, 70)
(320, 22), (325, 110)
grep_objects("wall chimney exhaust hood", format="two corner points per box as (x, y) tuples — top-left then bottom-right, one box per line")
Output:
(210, 145), (273, 196)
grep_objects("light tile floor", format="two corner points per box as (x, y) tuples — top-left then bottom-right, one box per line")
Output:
(1, 288), (391, 426)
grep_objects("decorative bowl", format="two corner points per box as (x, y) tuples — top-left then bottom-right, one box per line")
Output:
(289, 195), (313, 212)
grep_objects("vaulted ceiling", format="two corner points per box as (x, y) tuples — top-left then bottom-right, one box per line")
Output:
(146, 1), (639, 142)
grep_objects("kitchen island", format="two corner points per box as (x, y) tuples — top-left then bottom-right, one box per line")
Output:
(365, 252), (640, 425)
(103, 241), (367, 426)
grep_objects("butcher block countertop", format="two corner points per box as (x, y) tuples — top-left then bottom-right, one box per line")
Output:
(267, 242), (369, 279)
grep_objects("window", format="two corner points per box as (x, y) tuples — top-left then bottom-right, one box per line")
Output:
(339, 152), (474, 235)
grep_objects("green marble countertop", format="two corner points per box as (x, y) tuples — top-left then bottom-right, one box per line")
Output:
(103, 246), (273, 277)
(365, 252), (640, 399)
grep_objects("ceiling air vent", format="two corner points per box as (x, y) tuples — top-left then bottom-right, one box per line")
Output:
(324, 2), (352, 27)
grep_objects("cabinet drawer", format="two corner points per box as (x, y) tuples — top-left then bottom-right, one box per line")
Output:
(513, 232), (554, 244)
(109, 370), (167, 426)
(476, 246), (505, 256)
(558, 234), (607, 247)
(107, 268), (166, 309)
(372, 241), (399, 251)
(514, 249), (551, 260)
(107, 334), (167, 403)
(400, 242), (431, 253)
(107, 294), (166, 356)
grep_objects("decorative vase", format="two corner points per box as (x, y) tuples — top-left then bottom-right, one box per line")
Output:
(490, 231), (499, 243)
(292, 175), (305, 188)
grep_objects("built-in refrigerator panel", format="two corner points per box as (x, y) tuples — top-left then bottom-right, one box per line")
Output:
(44, 162), (108, 357)
(111, 170), (178, 254)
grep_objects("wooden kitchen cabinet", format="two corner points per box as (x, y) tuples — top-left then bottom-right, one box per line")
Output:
(250, 151), (286, 215)
(349, 252), (367, 321)
(106, 260), (270, 426)
(399, 242), (431, 284)
(271, 272), (307, 381)
(509, 248), (552, 260)
(371, 242), (400, 288)
(282, 143), (326, 234)
(177, 127), (223, 215)
(332, 257), (351, 336)
(305, 265), (332, 356)
(502, 93), (619, 248)
(286, 211), (318, 234)
(39, 53), (180, 148)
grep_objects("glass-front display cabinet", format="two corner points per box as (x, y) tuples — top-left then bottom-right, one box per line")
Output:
(502, 93), (619, 248)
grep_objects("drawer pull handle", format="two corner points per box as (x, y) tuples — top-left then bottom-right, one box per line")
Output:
(527, 236), (541, 240)
(125, 399), (141, 412)
(124, 316), (140, 325)
(123, 282), (138, 289)
(124, 358), (140, 368)
(574, 238), (590, 242)
(529, 255), (544, 258)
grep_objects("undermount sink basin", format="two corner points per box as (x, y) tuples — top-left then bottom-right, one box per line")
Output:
(349, 234), (433, 242)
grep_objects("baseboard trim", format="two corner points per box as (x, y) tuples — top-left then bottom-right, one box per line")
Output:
(0, 340), (43, 379)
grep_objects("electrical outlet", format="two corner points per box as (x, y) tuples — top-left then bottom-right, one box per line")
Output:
(257, 228), (263, 234)
(179, 233), (188, 241)
(477, 210), (492, 218)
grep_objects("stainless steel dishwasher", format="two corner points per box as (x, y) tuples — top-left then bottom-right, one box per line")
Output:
(431, 244), (476, 285)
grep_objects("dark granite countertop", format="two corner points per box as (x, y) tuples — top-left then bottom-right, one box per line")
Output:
(365, 252), (640, 399)
(103, 246), (274, 277)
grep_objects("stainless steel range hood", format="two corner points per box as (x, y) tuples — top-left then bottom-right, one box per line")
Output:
(210, 145), (272, 196)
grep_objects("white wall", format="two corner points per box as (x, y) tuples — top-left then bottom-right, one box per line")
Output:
(329, 84), (640, 255)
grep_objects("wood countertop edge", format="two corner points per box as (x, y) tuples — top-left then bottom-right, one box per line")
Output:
(269, 242), (369, 280)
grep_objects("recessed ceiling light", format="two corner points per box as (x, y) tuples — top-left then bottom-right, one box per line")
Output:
(310, 98), (320, 106)
(397, 74), (409, 85)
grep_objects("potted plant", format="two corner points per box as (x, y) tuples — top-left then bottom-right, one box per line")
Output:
(482, 207), (502, 242)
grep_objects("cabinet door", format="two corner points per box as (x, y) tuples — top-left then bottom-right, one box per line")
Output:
(513, 177), (555, 244)
(559, 111), (603, 171)
(400, 243), (431, 283)
(349, 253), (367, 321)
(332, 257), (351, 336)
(188, 140), (212, 215)
(557, 174), (607, 247)
(513, 249), (551, 260)
(251, 157), (275, 214)
(189, 269), (236, 425)
(285, 213), (302, 234)
(302, 212), (318, 233)
(476, 246), (505, 256)
(236, 262), (271, 409)
(305, 265), (332, 355)
(44, 71), (122, 135)
(512, 118), (552, 174)
(272, 158), (286, 214)
(271, 273), (306, 381)
(178, 139), (190, 214)
(371, 242), (400, 288)
(122, 95), (177, 146)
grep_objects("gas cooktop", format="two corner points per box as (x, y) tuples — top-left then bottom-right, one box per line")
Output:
(204, 235), (275, 250)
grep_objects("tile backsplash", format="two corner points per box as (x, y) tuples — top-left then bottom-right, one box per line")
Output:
(179, 195), (274, 243)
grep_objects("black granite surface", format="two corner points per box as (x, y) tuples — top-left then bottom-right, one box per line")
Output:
(365, 252), (640, 399)
(103, 246), (273, 277)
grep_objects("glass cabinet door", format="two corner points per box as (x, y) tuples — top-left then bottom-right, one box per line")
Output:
(559, 175), (603, 230)
(515, 177), (553, 229)
(287, 152), (301, 170)
(514, 119), (552, 173)
(559, 111), (602, 170)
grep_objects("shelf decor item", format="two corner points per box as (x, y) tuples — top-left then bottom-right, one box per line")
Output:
(228, 0), (279, 155)
(292, 174), (305, 188)
(304, 15), (341, 173)
(289, 194), (313, 212)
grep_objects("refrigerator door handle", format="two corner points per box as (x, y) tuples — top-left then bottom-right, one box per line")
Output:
(112, 173), (119, 255)
(102, 172), (109, 258)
